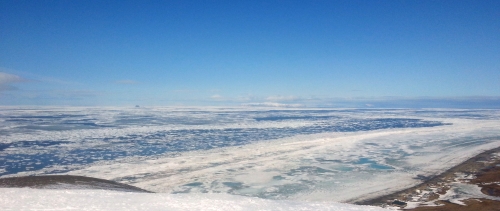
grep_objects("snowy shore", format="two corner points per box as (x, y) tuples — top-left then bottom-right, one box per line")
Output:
(0, 187), (387, 211)
(361, 147), (500, 210)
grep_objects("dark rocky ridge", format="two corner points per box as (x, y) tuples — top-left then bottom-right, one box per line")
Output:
(0, 175), (151, 193)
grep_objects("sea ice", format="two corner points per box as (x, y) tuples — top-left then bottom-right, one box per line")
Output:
(1, 107), (500, 203)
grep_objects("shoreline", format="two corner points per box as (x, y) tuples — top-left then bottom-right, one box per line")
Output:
(358, 146), (500, 210)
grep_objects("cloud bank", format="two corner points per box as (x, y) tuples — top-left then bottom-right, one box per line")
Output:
(0, 72), (27, 92)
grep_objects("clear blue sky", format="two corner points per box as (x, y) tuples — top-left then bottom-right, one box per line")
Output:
(1, 0), (499, 107)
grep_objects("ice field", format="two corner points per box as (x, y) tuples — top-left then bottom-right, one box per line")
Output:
(1, 107), (500, 204)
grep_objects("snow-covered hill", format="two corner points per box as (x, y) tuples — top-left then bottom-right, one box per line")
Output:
(0, 188), (388, 211)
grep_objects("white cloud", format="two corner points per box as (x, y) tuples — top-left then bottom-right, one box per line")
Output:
(266, 95), (298, 102)
(172, 89), (196, 93)
(0, 72), (27, 92)
(0, 72), (26, 84)
(236, 95), (257, 102)
(49, 89), (101, 98)
(115, 80), (139, 85)
(242, 102), (304, 108)
(210, 94), (224, 100)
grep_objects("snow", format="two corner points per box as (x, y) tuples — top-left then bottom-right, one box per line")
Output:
(0, 188), (388, 211)
(438, 183), (500, 206)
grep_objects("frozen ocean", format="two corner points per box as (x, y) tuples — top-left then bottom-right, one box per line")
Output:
(1, 106), (500, 204)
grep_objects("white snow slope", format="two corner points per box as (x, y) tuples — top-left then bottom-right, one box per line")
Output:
(0, 188), (388, 211)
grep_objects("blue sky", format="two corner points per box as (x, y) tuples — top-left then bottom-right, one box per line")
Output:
(1, 0), (499, 107)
